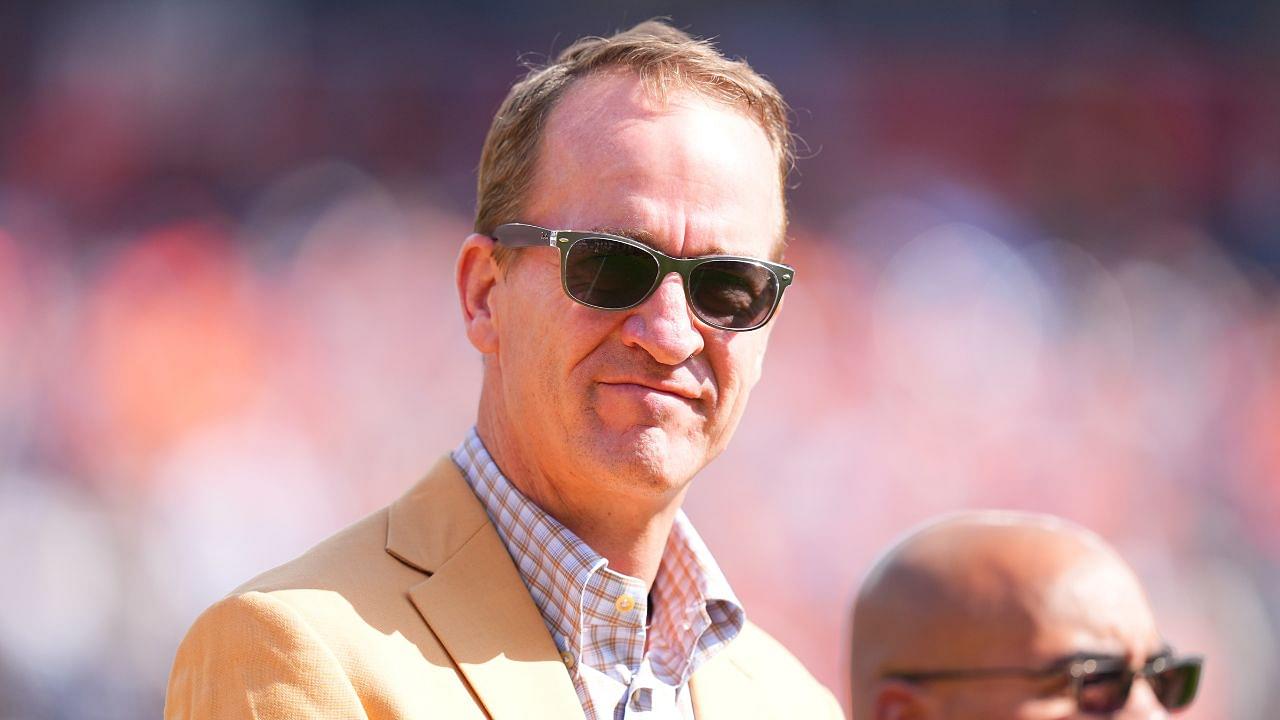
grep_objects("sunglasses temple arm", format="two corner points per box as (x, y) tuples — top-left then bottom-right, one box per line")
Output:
(492, 223), (557, 248)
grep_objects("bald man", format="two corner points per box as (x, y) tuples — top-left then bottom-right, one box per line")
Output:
(851, 512), (1202, 719)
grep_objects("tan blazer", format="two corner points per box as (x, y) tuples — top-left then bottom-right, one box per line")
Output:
(165, 456), (844, 719)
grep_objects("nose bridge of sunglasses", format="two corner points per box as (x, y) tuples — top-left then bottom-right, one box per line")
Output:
(1123, 671), (1169, 712)
(622, 257), (703, 323)
(627, 247), (692, 297)
(647, 269), (698, 314)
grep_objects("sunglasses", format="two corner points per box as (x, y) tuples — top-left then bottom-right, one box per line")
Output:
(884, 651), (1203, 714)
(491, 223), (794, 332)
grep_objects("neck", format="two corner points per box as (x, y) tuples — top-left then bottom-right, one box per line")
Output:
(475, 399), (687, 589)
(556, 499), (682, 587)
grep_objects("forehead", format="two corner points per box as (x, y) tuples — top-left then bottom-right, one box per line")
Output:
(524, 71), (785, 259)
(1033, 554), (1163, 660)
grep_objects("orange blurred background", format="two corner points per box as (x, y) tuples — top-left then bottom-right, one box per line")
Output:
(0, 1), (1277, 717)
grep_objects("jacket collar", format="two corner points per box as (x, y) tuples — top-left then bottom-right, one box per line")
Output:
(384, 455), (761, 719)
(385, 456), (585, 719)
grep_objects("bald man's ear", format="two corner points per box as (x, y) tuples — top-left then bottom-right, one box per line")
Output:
(872, 680), (932, 720)
(457, 233), (500, 354)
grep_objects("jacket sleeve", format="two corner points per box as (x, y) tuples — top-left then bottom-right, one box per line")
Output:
(164, 591), (370, 720)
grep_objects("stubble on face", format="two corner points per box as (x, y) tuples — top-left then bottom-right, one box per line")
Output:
(576, 342), (715, 485)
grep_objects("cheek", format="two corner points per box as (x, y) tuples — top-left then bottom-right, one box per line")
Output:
(708, 335), (769, 417)
(724, 331), (770, 386)
(494, 288), (566, 404)
(1014, 697), (1075, 720)
(511, 310), (620, 413)
(495, 266), (587, 358)
(948, 687), (1064, 720)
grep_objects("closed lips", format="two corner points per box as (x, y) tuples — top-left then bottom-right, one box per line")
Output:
(599, 380), (701, 401)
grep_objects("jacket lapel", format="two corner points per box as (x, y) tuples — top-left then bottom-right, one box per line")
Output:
(386, 457), (585, 720)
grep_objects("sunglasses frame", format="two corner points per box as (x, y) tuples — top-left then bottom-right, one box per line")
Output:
(882, 651), (1203, 715)
(491, 222), (795, 332)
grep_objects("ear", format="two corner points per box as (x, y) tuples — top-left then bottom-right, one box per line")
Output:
(873, 680), (932, 720)
(456, 232), (501, 354)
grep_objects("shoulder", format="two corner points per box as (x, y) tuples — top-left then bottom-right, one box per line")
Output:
(233, 506), (395, 595)
(222, 506), (429, 639)
(204, 502), (446, 657)
(166, 591), (368, 719)
(191, 506), (422, 636)
(718, 621), (845, 718)
(171, 590), (332, 667)
(166, 458), (498, 718)
(167, 506), (408, 679)
(165, 504), (465, 718)
(721, 621), (816, 678)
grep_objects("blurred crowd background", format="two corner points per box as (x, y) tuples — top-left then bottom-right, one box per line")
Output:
(1, 1), (1278, 717)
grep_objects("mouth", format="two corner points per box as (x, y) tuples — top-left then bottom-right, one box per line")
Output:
(597, 381), (702, 403)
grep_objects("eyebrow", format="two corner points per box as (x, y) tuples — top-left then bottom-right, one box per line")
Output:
(587, 226), (757, 259)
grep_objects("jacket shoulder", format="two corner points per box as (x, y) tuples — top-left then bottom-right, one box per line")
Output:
(219, 503), (451, 672)
(167, 500), (478, 718)
(721, 621), (845, 718)
(165, 591), (368, 719)
(233, 506), (399, 596)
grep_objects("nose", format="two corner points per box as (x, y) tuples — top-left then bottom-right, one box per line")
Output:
(620, 272), (705, 364)
(1114, 676), (1168, 720)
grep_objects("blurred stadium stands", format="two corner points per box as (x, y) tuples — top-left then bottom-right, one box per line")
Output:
(0, 1), (1277, 717)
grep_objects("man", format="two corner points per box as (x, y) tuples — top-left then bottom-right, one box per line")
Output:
(165, 20), (842, 720)
(850, 512), (1203, 719)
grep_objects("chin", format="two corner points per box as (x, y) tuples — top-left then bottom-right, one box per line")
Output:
(596, 425), (704, 494)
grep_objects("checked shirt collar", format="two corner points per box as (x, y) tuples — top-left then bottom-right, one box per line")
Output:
(453, 428), (744, 691)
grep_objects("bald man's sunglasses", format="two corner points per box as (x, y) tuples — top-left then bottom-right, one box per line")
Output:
(885, 652), (1203, 714)
(492, 223), (794, 332)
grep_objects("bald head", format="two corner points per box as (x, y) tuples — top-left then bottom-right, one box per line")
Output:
(851, 512), (1166, 720)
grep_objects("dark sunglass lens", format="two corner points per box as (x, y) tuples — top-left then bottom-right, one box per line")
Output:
(564, 238), (659, 309)
(1077, 669), (1131, 714)
(1151, 661), (1202, 711)
(688, 260), (778, 329)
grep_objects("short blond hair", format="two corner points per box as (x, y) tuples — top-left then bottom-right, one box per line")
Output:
(474, 20), (795, 261)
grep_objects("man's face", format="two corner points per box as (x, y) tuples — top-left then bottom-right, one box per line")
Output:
(931, 557), (1170, 720)
(484, 72), (783, 502)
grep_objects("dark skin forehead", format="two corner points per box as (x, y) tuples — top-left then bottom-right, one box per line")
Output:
(851, 513), (1163, 711)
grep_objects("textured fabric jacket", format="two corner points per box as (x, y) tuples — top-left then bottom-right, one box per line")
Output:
(164, 456), (845, 719)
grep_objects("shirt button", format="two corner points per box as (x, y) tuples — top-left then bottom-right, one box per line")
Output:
(615, 594), (636, 613)
(631, 687), (653, 711)
(560, 651), (575, 669)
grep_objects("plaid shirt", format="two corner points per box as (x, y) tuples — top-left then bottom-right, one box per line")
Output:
(454, 429), (744, 720)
